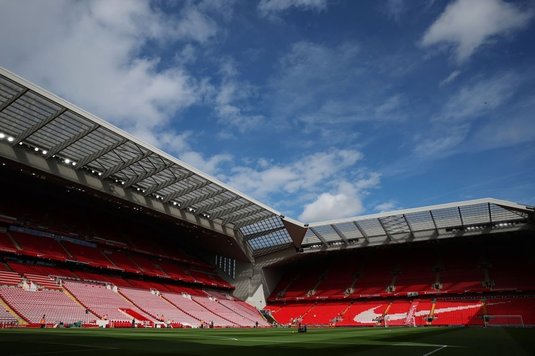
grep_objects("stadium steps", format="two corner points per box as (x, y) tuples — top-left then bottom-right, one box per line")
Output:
(307, 273), (327, 297)
(380, 302), (394, 326)
(216, 298), (262, 324)
(190, 297), (239, 326)
(278, 274), (299, 298)
(0, 293), (26, 325)
(119, 308), (151, 322)
(300, 304), (316, 320)
(404, 299), (419, 326)
(345, 273), (360, 296)
(61, 283), (101, 318)
(160, 295), (202, 323)
(427, 299), (437, 325)
(117, 289), (166, 322)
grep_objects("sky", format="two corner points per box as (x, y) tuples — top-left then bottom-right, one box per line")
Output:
(0, 0), (534, 223)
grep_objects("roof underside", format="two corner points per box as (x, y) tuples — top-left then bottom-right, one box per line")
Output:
(0, 67), (293, 256)
(303, 199), (533, 251)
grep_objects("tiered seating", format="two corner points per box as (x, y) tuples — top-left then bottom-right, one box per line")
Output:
(0, 271), (21, 286)
(63, 281), (154, 322)
(101, 250), (139, 273)
(129, 254), (166, 277)
(0, 286), (97, 324)
(162, 293), (234, 327)
(301, 302), (348, 325)
(9, 232), (68, 261)
(119, 287), (200, 327)
(24, 274), (60, 290)
(264, 303), (313, 324)
(313, 258), (358, 297)
(486, 297), (535, 326)
(0, 232), (18, 254)
(284, 264), (325, 299)
(439, 253), (485, 293)
(338, 300), (389, 326)
(192, 296), (251, 326)
(394, 257), (435, 295)
(0, 306), (17, 327)
(431, 299), (484, 326)
(218, 298), (270, 326)
(413, 299), (434, 326)
(384, 300), (412, 326)
(7, 262), (75, 279)
(61, 241), (114, 268)
(158, 260), (195, 282)
(353, 265), (393, 297)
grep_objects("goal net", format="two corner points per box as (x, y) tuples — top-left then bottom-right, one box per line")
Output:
(485, 315), (524, 328)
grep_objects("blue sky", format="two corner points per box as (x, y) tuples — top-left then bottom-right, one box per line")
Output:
(1, 0), (534, 222)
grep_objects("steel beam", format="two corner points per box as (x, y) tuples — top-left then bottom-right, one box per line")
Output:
(14, 108), (67, 145)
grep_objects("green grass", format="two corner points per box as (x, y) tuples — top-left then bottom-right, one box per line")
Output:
(0, 327), (533, 355)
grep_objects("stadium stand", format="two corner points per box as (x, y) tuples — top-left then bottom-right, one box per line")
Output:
(162, 292), (235, 327)
(62, 281), (155, 325)
(0, 286), (97, 325)
(0, 67), (533, 330)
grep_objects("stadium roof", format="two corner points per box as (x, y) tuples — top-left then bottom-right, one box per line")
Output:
(302, 198), (534, 251)
(0, 67), (533, 258)
(0, 66), (297, 256)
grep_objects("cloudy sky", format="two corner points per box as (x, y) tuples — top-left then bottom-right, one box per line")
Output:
(1, 0), (534, 222)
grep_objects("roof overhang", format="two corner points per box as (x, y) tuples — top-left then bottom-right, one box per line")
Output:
(300, 198), (534, 253)
(0, 66), (296, 257)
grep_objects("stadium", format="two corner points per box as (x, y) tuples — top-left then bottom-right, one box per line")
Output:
(0, 63), (534, 354)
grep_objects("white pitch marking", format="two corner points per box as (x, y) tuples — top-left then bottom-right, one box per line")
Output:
(422, 344), (447, 356)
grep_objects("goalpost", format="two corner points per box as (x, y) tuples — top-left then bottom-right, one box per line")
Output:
(484, 315), (524, 328)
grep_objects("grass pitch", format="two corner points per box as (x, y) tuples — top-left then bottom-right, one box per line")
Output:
(0, 327), (533, 356)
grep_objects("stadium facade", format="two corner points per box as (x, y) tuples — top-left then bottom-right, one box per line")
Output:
(0, 66), (533, 328)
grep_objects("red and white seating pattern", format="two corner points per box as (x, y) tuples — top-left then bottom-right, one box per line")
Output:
(63, 281), (154, 322)
(119, 287), (200, 327)
(0, 286), (97, 324)
(162, 293), (234, 327)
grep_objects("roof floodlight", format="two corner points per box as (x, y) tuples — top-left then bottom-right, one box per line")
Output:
(34, 147), (39, 152)
(98, 172), (102, 176)
(0, 133), (5, 139)
(42, 150), (47, 155)
(64, 158), (71, 164)
(72, 162), (76, 166)
(8, 137), (15, 142)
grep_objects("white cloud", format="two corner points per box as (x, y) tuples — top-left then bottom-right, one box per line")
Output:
(226, 149), (363, 199)
(374, 201), (398, 213)
(180, 151), (233, 175)
(258, 0), (327, 16)
(439, 70), (461, 86)
(0, 0), (239, 175)
(421, 0), (533, 63)
(299, 176), (381, 222)
(214, 79), (264, 132)
(0, 0), (220, 141)
(413, 124), (470, 158)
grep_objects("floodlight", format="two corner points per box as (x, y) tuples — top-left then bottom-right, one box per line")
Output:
(0, 133), (5, 139)
(7, 136), (15, 142)
(64, 158), (71, 164)
(34, 147), (39, 152)
(42, 150), (47, 155)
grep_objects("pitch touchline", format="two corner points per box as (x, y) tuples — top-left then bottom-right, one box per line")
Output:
(422, 345), (447, 356)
